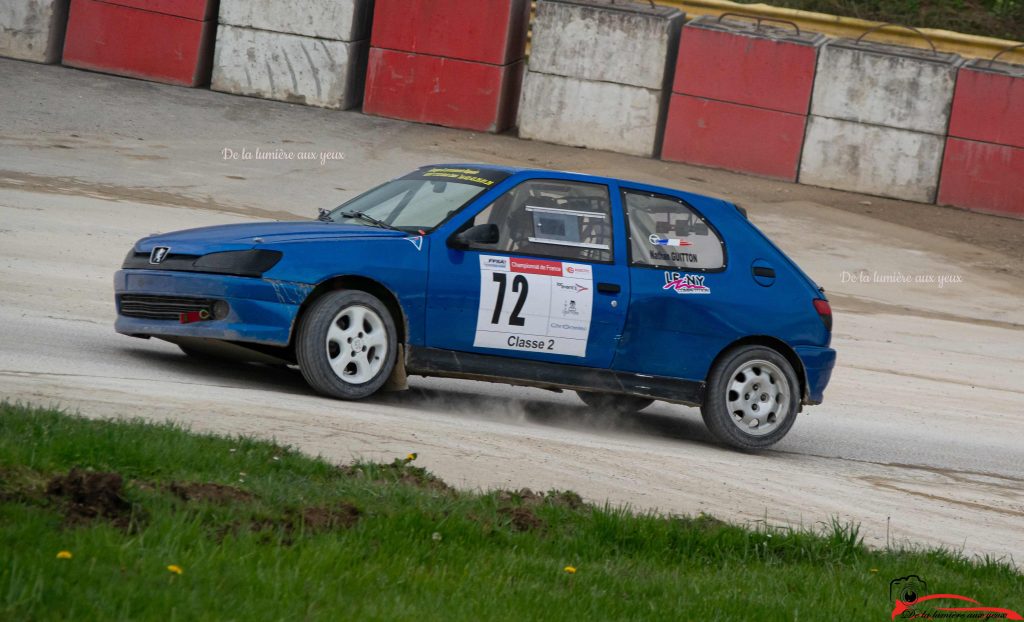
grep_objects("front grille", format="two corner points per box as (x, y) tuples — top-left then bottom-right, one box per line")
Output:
(118, 295), (215, 321)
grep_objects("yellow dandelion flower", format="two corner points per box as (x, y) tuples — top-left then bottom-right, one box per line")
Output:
(56, 550), (73, 560)
(167, 564), (183, 575)
(406, 452), (418, 462)
(564, 566), (577, 574)
(870, 568), (879, 573)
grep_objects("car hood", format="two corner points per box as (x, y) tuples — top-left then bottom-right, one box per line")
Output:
(137, 221), (407, 254)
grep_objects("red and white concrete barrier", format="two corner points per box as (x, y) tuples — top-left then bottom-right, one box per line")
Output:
(0, 0), (69, 64)
(211, 0), (372, 109)
(518, 0), (684, 157)
(938, 58), (1024, 219)
(799, 35), (963, 202)
(62, 0), (217, 86)
(661, 15), (824, 181)
(363, 0), (530, 132)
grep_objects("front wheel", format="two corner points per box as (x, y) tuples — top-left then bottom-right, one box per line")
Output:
(296, 290), (397, 400)
(701, 346), (799, 450)
(576, 391), (653, 413)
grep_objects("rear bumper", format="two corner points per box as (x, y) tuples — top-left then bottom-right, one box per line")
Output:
(113, 270), (310, 346)
(795, 345), (836, 405)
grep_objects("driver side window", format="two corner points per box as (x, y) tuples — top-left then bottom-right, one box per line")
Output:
(468, 180), (613, 263)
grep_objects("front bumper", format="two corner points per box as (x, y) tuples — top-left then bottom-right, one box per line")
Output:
(114, 270), (311, 346)
(795, 345), (836, 405)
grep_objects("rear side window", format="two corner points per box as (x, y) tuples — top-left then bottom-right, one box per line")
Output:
(622, 190), (725, 271)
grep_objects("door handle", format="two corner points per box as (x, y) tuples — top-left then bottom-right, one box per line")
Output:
(597, 282), (621, 294)
(752, 267), (775, 278)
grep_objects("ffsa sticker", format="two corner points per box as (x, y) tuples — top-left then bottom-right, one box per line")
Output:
(474, 256), (593, 357)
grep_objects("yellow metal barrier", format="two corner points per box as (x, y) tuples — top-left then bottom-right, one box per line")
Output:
(655, 0), (1024, 63)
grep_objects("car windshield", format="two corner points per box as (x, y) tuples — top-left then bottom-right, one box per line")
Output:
(325, 167), (510, 232)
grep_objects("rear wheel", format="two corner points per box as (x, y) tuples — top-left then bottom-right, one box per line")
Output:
(701, 345), (799, 450)
(576, 391), (653, 413)
(296, 290), (397, 400)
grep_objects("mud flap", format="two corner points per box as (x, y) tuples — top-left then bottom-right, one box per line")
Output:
(382, 344), (409, 392)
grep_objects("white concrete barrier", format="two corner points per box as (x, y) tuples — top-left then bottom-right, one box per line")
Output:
(528, 0), (680, 91)
(518, 0), (683, 157)
(212, 0), (370, 109)
(811, 41), (961, 134)
(218, 0), (373, 42)
(518, 71), (662, 157)
(800, 37), (963, 202)
(211, 25), (367, 110)
(0, 0), (69, 63)
(799, 116), (945, 203)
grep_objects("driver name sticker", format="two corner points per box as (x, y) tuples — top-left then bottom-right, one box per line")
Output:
(474, 256), (593, 357)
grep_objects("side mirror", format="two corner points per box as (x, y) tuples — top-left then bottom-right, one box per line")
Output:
(448, 223), (499, 249)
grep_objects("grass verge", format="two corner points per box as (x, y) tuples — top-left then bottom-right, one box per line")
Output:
(1, 402), (1020, 621)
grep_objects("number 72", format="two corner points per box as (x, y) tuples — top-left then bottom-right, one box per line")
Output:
(490, 273), (528, 326)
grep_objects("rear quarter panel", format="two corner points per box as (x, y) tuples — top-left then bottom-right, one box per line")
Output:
(613, 193), (828, 382)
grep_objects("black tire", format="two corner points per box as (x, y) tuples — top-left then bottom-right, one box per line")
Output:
(296, 290), (398, 400)
(701, 345), (800, 450)
(576, 391), (654, 413)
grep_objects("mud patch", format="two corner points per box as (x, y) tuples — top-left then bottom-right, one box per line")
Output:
(296, 503), (361, 532)
(343, 460), (454, 494)
(497, 505), (543, 532)
(496, 488), (585, 510)
(45, 469), (136, 529)
(245, 502), (362, 544)
(169, 481), (254, 504)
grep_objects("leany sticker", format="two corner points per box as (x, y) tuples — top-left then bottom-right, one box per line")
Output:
(663, 271), (710, 295)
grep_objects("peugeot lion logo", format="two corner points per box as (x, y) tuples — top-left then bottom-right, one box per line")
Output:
(149, 246), (171, 264)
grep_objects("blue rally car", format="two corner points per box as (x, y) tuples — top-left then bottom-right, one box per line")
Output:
(115, 165), (835, 449)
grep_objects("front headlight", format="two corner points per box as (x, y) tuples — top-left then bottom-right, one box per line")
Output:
(191, 250), (283, 277)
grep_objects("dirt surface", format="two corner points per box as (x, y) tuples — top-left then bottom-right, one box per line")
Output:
(169, 481), (255, 504)
(1, 58), (1023, 564)
(45, 469), (134, 528)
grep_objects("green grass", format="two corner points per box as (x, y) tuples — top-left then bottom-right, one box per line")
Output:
(0, 403), (1020, 621)
(737, 0), (1024, 41)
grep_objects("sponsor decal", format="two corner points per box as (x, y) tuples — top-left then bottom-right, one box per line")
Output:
(890, 575), (1022, 620)
(475, 255), (592, 358)
(554, 281), (589, 293)
(405, 236), (423, 251)
(649, 234), (693, 248)
(483, 256), (509, 271)
(565, 264), (591, 277)
(550, 322), (587, 331)
(510, 257), (563, 276)
(663, 271), (710, 295)
(149, 246), (171, 264)
(416, 167), (506, 187)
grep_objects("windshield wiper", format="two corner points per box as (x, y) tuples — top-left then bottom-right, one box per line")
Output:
(340, 211), (406, 234)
